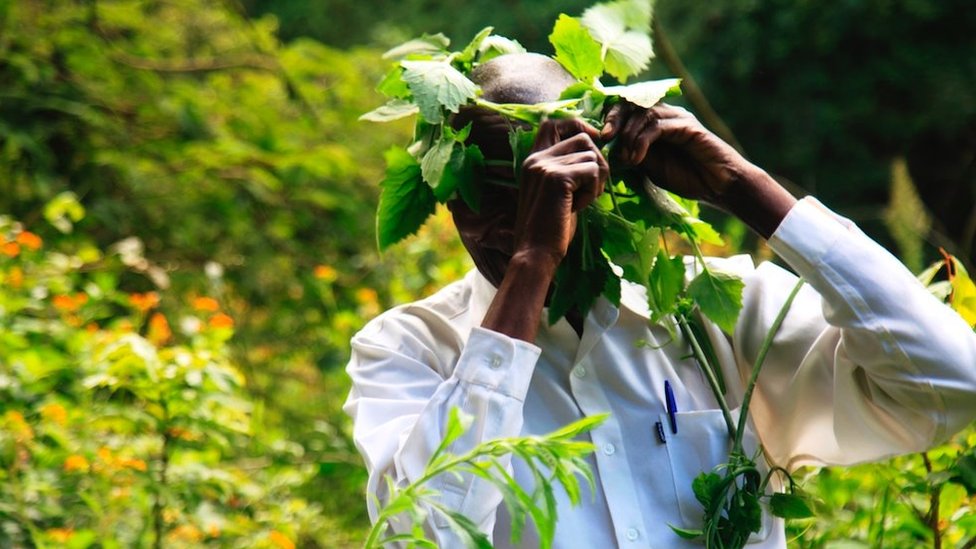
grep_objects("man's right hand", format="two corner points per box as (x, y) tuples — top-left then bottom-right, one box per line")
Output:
(514, 118), (609, 270)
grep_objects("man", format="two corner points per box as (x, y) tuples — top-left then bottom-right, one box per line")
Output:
(344, 53), (976, 548)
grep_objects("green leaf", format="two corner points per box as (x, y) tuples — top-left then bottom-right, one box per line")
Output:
(949, 259), (976, 327)
(769, 492), (815, 519)
(648, 251), (685, 320)
(376, 66), (411, 98)
(457, 26), (494, 64)
(400, 60), (479, 124)
(668, 524), (704, 540)
(433, 408), (474, 460)
(729, 490), (763, 534)
(421, 134), (456, 188)
(454, 145), (485, 211)
(687, 269), (745, 334)
(548, 219), (615, 324)
(685, 217), (725, 246)
(359, 99), (419, 122)
(581, 0), (655, 82)
(548, 14), (604, 81)
(601, 78), (682, 108)
(478, 35), (527, 63)
(692, 471), (722, 508)
(951, 453), (976, 494)
(376, 147), (437, 250)
(383, 33), (451, 60)
(477, 98), (583, 126)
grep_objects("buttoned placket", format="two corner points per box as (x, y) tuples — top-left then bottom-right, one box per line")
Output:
(568, 299), (652, 547)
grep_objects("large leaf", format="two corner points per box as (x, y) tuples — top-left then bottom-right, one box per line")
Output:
(376, 147), (437, 250)
(548, 14), (604, 81)
(581, 0), (654, 82)
(400, 60), (479, 124)
(769, 492), (815, 519)
(687, 269), (744, 334)
(437, 144), (485, 208)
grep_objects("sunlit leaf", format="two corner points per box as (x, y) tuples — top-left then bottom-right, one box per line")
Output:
(548, 14), (604, 81)
(376, 147), (436, 250)
(400, 60), (479, 124)
(687, 269), (744, 334)
(601, 78), (681, 108)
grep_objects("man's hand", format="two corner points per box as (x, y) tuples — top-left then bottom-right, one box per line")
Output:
(514, 118), (609, 268)
(601, 101), (796, 238)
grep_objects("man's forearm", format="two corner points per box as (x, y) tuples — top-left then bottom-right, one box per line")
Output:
(481, 250), (559, 343)
(718, 166), (798, 239)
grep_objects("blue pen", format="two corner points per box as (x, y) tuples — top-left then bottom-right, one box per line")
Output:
(664, 380), (678, 434)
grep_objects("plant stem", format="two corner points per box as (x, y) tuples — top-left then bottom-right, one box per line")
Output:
(733, 278), (805, 453)
(678, 314), (736, 439)
(922, 452), (943, 549)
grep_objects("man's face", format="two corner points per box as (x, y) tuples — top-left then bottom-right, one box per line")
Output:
(448, 107), (524, 288)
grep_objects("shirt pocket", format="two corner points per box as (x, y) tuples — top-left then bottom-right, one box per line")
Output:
(660, 408), (773, 544)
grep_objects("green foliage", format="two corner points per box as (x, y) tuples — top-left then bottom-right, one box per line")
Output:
(0, 213), (323, 547)
(365, 409), (606, 549)
(549, 15), (605, 81)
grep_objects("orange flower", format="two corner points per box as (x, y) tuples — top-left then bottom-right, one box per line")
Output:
(192, 296), (220, 312)
(64, 454), (90, 473)
(148, 312), (172, 345)
(2, 241), (20, 257)
(314, 264), (338, 282)
(129, 291), (160, 312)
(40, 403), (68, 426)
(355, 288), (379, 305)
(53, 293), (87, 312)
(207, 524), (221, 538)
(120, 457), (148, 472)
(269, 531), (295, 549)
(208, 313), (234, 329)
(86, 322), (99, 333)
(46, 528), (74, 543)
(15, 231), (42, 251)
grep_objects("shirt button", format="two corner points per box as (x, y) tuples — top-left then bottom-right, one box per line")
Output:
(625, 528), (639, 541)
(573, 365), (586, 378)
(489, 355), (502, 369)
(602, 443), (616, 456)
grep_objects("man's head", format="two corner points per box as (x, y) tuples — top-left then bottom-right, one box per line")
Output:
(448, 53), (576, 287)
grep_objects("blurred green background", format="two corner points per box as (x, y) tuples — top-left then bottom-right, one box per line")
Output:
(1, 0), (974, 547)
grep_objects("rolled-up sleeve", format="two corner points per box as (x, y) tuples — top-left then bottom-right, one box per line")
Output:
(735, 197), (976, 470)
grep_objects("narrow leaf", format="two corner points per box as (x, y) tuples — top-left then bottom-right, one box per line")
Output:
(360, 99), (419, 122)
(687, 269), (745, 334)
(668, 525), (704, 540)
(457, 26), (494, 64)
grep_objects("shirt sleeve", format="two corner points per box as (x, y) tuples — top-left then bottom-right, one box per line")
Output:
(344, 313), (541, 544)
(734, 197), (976, 471)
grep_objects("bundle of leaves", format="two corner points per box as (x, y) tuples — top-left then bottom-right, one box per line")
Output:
(361, 0), (747, 335)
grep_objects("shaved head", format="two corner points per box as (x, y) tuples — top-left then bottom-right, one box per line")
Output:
(471, 53), (576, 104)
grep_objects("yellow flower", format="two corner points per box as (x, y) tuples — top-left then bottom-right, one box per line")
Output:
(269, 531), (295, 549)
(15, 231), (42, 251)
(314, 264), (338, 282)
(64, 454), (90, 473)
(5, 411), (33, 442)
(40, 403), (68, 426)
(169, 524), (203, 542)
(192, 296), (220, 312)
(46, 528), (74, 543)
(8, 266), (23, 288)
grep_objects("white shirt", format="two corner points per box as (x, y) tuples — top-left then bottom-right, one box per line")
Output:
(344, 198), (976, 548)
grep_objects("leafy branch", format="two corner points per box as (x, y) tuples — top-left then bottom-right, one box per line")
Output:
(364, 409), (606, 549)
